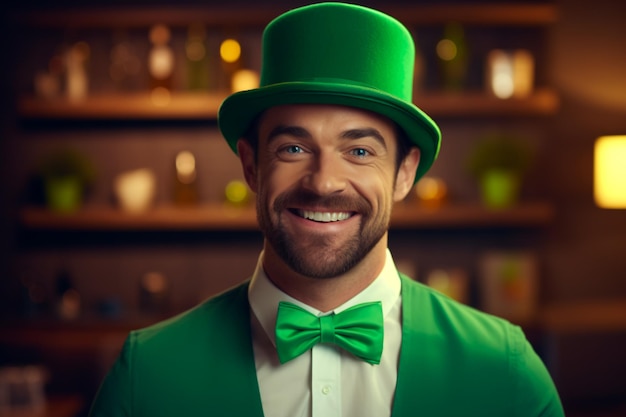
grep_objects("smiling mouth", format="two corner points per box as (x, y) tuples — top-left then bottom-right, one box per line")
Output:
(294, 210), (354, 223)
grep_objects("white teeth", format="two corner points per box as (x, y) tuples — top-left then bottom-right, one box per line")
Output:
(299, 210), (352, 222)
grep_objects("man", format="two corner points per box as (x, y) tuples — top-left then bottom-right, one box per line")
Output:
(89, 3), (564, 416)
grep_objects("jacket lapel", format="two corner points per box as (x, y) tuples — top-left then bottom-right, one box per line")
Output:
(391, 275), (437, 417)
(204, 282), (265, 417)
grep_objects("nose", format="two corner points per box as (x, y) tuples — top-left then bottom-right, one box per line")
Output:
(302, 151), (347, 196)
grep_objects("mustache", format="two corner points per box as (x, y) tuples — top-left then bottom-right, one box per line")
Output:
(273, 188), (372, 214)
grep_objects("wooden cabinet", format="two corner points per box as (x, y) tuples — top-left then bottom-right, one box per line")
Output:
(13, 2), (559, 231)
(4, 4), (561, 412)
(13, 3), (560, 122)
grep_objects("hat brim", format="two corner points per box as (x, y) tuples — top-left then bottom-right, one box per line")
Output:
(218, 81), (441, 181)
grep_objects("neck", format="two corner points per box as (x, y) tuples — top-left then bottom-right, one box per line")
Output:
(262, 237), (388, 312)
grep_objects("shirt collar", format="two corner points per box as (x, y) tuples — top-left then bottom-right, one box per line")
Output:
(248, 249), (401, 347)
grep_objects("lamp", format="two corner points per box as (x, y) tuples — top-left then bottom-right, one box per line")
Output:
(594, 135), (626, 208)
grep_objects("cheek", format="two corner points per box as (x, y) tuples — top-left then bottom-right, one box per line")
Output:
(258, 162), (301, 200)
(353, 168), (396, 207)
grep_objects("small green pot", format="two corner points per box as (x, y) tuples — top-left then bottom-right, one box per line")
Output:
(480, 170), (521, 208)
(45, 177), (83, 213)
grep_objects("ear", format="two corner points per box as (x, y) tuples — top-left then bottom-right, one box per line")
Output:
(393, 147), (420, 202)
(237, 139), (258, 192)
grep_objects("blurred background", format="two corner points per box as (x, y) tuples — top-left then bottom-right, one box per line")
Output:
(0, 0), (625, 416)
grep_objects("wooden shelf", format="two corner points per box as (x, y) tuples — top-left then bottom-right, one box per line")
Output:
(415, 88), (560, 117)
(0, 317), (158, 351)
(18, 89), (559, 121)
(390, 202), (555, 229)
(540, 299), (626, 334)
(19, 202), (555, 231)
(20, 204), (259, 231)
(387, 3), (558, 26)
(0, 395), (84, 417)
(13, 4), (558, 29)
(17, 92), (229, 121)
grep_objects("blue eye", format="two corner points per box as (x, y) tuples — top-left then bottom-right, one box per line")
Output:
(351, 148), (370, 158)
(285, 145), (303, 154)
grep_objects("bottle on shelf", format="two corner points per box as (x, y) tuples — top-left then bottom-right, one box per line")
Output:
(65, 41), (90, 101)
(436, 22), (469, 92)
(55, 267), (81, 320)
(148, 24), (175, 102)
(109, 31), (142, 92)
(185, 23), (211, 91)
(173, 150), (198, 206)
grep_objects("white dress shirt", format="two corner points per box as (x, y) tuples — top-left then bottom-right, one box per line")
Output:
(248, 249), (402, 417)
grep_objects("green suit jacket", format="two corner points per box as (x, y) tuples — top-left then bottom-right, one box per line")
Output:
(89, 275), (564, 417)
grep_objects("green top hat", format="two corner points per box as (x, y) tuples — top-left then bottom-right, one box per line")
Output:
(218, 2), (441, 181)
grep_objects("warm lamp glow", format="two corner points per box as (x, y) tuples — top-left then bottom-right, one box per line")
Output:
(415, 176), (448, 208)
(436, 39), (457, 61)
(231, 69), (260, 92)
(220, 39), (241, 63)
(594, 135), (626, 208)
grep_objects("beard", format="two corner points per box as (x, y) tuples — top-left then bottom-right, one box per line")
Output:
(257, 187), (389, 279)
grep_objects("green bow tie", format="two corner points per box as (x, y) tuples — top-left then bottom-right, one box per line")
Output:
(275, 301), (384, 365)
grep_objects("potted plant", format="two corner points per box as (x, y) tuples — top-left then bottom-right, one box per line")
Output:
(467, 132), (533, 208)
(37, 147), (96, 213)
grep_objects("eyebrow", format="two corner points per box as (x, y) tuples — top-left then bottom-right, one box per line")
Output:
(267, 125), (312, 144)
(266, 125), (387, 150)
(341, 128), (387, 150)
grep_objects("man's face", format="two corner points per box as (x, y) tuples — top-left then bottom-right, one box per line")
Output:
(239, 104), (418, 279)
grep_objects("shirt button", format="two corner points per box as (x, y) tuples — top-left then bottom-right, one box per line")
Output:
(321, 385), (331, 395)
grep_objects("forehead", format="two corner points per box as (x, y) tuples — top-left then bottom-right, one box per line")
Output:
(257, 104), (398, 142)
